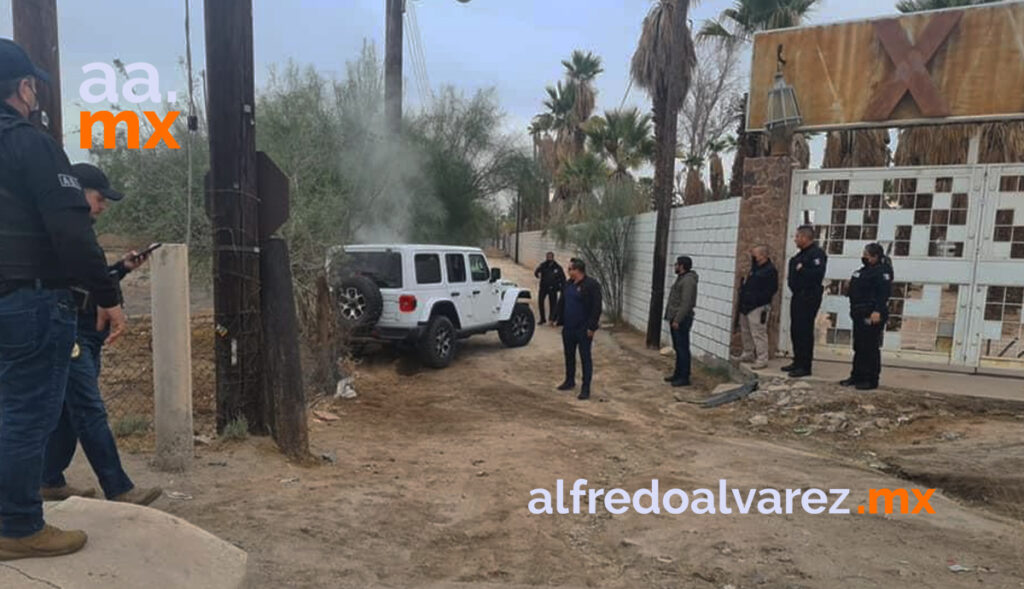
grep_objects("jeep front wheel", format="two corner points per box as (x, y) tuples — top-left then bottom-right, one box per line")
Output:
(419, 315), (457, 368)
(498, 303), (535, 348)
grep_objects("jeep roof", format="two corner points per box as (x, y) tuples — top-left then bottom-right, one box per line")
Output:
(343, 244), (485, 253)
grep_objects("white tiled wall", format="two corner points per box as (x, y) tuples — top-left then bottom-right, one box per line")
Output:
(506, 198), (741, 361)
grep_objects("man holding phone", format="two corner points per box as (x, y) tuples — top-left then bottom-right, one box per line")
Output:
(40, 163), (161, 506)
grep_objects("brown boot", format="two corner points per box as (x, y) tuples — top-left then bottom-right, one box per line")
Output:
(0, 525), (87, 561)
(111, 487), (163, 506)
(40, 485), (97, 501)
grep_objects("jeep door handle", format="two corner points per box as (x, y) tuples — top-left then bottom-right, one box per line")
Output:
(451, 292), (460, 297)
(472, 290), (481, 295)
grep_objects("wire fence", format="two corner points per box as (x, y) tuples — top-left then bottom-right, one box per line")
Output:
(94, 246), (217, 452)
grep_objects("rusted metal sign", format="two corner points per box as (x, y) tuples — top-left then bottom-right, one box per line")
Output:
(747, 1), (1024, 131)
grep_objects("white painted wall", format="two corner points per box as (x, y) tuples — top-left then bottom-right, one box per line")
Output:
(505, 198), (741, 361)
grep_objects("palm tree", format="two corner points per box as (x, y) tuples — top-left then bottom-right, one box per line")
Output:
(587, 108), (655, 181)
(699, 0), (819, 192)
(707, 137), (730, 200)
(542, 82), (579, 201)
(681, 154), (706, 205)
(558, 151), (608, 219)
(562, 51), (604, 153)
(631, 0), (697, 348)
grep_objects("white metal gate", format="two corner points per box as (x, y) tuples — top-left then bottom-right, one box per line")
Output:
(782, 165), (1024, 374)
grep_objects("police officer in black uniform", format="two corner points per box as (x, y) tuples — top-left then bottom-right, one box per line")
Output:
(841, 243), (892, 391)
(0, 38), (125, 560)
(782, 225), (827, 378)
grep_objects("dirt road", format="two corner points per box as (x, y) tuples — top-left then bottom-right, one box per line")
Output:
(70, 257), (1024, 588)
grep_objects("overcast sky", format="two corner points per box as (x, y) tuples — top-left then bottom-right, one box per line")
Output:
(1, 0), (904, 163)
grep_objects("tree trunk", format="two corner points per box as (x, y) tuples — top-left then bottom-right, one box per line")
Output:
(728, 94), (748, 197)
(684, 167), (704, 205)
(646, 96), (679, 349)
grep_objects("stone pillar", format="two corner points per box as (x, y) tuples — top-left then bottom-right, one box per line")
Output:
(152, 244), (194, 472)
(731, 156), (797, 358)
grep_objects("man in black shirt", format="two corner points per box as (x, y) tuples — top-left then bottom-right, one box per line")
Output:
(0, 39), (124, 560)
(783, 225), (827, 378)
(737, 245), (778, 369)
(534, 252), (565, 325)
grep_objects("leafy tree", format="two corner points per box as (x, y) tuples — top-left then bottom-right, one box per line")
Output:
(586, 108), (655, 181)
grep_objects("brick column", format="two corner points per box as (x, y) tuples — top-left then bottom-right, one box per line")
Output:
(731, 156), (797, 358)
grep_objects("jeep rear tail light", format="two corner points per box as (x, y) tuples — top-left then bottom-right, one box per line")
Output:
(399, 295), (417, 313)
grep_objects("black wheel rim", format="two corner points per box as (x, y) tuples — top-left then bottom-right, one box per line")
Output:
(512, 312), (530, 339)
(435, 326), (453, 358)
(339, 287), (366, 321)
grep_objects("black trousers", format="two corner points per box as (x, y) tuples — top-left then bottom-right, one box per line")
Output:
(538, 288), (558, 323)
(851, 317), (884, 384)
(562, 327), (593, 390)
(789, 294), (822, 371)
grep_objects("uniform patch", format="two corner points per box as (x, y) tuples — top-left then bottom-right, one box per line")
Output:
(57, 174), (81, 189)
(883, 273), (891, 281)
(852, 271), (861, 278)
(813, 258), (822, 266)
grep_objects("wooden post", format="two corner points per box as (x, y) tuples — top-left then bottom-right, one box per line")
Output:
(260, 238), (310, 460)
(152, 245), (194, 472)
(12, 0), (62, 145)
(204, 0), (264, 434)
(385, 0), (404, 134)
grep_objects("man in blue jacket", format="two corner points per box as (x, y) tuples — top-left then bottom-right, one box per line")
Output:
(555, 259), (602, 400)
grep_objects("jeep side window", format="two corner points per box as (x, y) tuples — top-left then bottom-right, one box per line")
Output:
(469, 254), (489, 282)
(415, 254), (442, 284)
(445, 254), (467, 283)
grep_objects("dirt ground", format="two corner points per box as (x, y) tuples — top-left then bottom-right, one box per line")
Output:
(67, 256), (1024, 588)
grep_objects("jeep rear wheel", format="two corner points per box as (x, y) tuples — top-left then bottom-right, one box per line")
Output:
(420, 315), (457, 368)
(334, 275), (383, 329)
(498, 303), (535, 348)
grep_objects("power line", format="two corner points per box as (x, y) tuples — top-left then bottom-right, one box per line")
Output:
(405, 0), (432, 106)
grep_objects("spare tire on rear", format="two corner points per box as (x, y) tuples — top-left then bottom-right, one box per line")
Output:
(334, 275), (383, 329)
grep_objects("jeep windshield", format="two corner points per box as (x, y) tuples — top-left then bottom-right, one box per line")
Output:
(342, 251), (403, 288)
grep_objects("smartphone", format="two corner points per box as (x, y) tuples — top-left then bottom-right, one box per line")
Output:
(134, 242), (163, 259)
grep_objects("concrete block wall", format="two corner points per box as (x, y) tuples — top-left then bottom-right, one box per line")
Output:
(504, 198), (741, 361)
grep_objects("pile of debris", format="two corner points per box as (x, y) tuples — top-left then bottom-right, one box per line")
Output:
(737, 376), (959, 440)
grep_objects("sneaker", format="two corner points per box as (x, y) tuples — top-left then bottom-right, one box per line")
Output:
(111, 487), (163, 507)
(577, 389), (590, 401)
(539, 320), (547, 326)
(556, 381), (576, 391)
(780, 363), (796, 372)
(0, 525), (87, 561)
(41, 485), (97, 501)
(839, 377), (859, 387)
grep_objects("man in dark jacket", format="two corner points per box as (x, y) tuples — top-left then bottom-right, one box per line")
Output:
(664, 256), (698, 387)
(555, 259), (602, 400)
(0, 39), (124, 560)
(534, 252), (565, 325)
(783, 225), (828, 378)
(737, 246), (778, 369)
(41, 164), (162, 507)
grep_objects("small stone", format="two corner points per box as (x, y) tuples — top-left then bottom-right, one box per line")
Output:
(312, 410), (340, 422)
(766, 384), (790, 393)
(860, 404), (877, 414)
(193, 435), (213, 446)
(873, 418), (892, 429)
(790, 381), (813, 390)
(660, 347), (674, 357)
(476, 471), (488, 477)
(939, 431), (963, 442)
(749, 414), (769, 426)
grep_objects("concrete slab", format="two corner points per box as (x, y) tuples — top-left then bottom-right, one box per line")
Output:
(0, 497), (247, 589)
(752, 358), (1024, 403)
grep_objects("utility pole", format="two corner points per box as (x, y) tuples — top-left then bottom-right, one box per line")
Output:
(12, 0), (62, 145)
(204, 0), (265, 434)
(385, 0), (404, 134)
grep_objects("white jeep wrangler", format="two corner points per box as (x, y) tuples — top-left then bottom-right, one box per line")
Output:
(326, 244), (536, 368)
